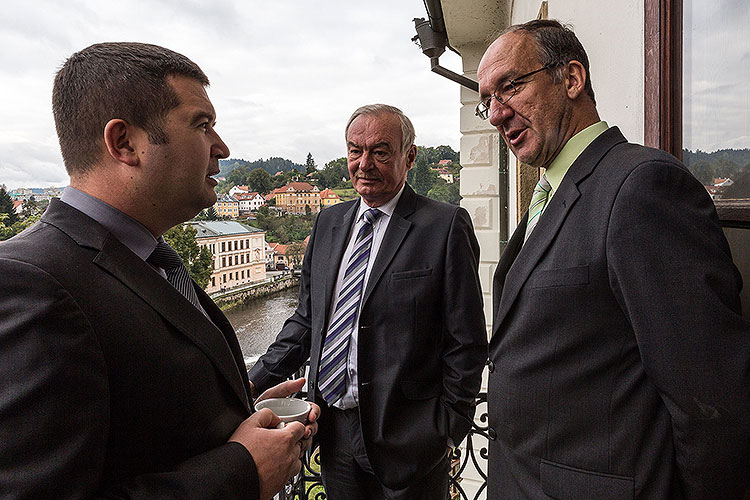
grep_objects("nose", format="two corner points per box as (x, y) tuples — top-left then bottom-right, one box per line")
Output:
(488, 98), (514, 128)
(212, 130), (230, 159)
(359, 150), (373, 170)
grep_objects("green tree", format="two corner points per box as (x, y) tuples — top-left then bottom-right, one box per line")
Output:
(318, 157), (349, 189)
(410, 161), (437, 196)
(247, 167), (274, 194)
(163, 224), (213, 289)
(286, 242), (306, 268)
(305, 153), (317, 174)
(0, 187), (18, 226)
(427, 179), (461, 205)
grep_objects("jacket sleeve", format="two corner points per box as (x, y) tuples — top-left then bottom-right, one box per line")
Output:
(607, 161), (750, 499)
(0, 258), (259, 500)
(246, 216), (320, 393)
(439, 207), (488, 445)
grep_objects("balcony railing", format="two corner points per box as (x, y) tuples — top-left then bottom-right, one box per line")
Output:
(271, 365), (489, 500)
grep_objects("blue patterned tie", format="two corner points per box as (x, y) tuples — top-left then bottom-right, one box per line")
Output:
(318, 208), (383, 404)
(148, 239), (207, 316)
(524, 173), (552, 243)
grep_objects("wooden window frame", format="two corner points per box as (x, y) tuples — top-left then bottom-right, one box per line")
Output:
(644, 0), (750, 228)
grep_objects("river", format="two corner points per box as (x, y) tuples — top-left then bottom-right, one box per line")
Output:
(223, 286), (301, 367)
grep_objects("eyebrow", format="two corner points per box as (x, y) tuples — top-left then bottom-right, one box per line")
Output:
(190, 111), (216, 125)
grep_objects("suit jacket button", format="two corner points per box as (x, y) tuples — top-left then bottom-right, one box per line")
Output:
(487, 360), (495, 373)
(488, 428), (497, 441)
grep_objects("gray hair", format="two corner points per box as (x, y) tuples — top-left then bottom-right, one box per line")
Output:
(345, 104), (416, 153)
(499, 19), (596, 105)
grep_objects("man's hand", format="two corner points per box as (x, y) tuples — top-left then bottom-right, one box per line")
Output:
(255, 377), (320, 451)
(228, 409), (305, 500)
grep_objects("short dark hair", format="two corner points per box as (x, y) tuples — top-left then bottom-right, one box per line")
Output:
(501, 19), (596, 105)
(52, 42), (209, 175)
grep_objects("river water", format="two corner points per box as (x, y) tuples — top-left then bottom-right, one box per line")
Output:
(223, 286), (301, 366)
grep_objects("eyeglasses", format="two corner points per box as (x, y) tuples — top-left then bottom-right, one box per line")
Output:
(475, 63), (558, 120)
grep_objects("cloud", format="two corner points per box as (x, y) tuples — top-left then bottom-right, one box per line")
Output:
(1, 0), (462, 189)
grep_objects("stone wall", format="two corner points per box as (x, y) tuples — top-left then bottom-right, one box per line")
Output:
(213, 276), (299, 310)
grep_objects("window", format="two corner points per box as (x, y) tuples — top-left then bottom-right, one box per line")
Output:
(646, 0), (750, 224)
(222, 256), (226, 267)
(221, 241), (226, 252)
(211, 277), (215, 286)
(682, 0), (749, 215)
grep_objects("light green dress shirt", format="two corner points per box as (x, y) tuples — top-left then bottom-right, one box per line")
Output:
(543, 121), (609, 209)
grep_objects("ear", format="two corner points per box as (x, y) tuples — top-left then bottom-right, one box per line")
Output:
(103, 119), (140, 166)
(405, 144), (417, 170)
(565, 60), (587, 100)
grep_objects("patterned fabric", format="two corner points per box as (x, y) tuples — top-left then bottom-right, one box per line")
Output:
(318, 208), (383, 404)
(524, 173), (552, 243)
(148, 240), (206, 316)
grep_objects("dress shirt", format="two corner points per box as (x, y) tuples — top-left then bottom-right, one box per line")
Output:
(61, 187), (159, 264)
(543, 120), (609, 211)
(330, 184), (406, 409)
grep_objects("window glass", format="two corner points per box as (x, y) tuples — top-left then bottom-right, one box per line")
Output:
(683, 0), (750, 203)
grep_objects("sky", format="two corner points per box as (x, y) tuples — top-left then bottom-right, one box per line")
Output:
(0, 0), (464, 190)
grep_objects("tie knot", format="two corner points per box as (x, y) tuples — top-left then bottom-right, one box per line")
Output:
(535, 174), (552, 194)
(363, 208), (383, 225)
(147, 240), (183, 271)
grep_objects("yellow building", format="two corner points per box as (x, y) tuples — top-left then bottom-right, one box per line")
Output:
(319, 188), (342, 208)
(187, 220), (266, 293)
(275, 182), (321, 214)
(214, 194), (239, 218)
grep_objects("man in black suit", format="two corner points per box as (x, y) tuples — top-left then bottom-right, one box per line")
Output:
(248, 104), (487, 499)
(477, 19), (750, 499)
(0, 42), (318, 499)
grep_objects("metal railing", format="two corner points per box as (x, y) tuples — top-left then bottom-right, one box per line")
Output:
(274, 365), (489, 500)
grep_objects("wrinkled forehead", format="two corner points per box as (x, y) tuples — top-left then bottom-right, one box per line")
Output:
(478, 32), (540, 93)
(346, 113), (401, 146)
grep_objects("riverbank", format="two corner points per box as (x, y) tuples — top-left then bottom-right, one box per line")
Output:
(211, 275), (300, 311)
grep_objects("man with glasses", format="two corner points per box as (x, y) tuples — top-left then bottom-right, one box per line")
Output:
(478, 19), (749, 498)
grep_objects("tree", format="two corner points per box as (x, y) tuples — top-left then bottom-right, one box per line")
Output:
(410, 161), (437, 196)
(428, 179), (461, 205)
(318, 157), (349, 189)
(247, 167), (274, 194)
(0, 187), (18, 226)
(286, 242), (306, 268)
(305, 153), (317, 174)
(163, 224), (213, 289)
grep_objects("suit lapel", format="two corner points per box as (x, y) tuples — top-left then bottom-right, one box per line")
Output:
(362, 185), (415, 306)
(94, 233), (252, 413)
(493, 127), (627, 337)
(324, 201), (360, 318)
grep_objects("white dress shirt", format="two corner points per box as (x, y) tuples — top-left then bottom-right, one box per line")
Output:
(329, 184), (406, 409)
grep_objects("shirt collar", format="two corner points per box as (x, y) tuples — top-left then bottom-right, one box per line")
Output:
(545, 121), (609, 194)
(60, 186), (158, 261)
(356, 183), (406, 221)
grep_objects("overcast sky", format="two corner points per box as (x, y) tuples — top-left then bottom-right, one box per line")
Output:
(0, 0), (464, 190)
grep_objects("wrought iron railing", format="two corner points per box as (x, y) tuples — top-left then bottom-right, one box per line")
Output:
(273, 365), (489, 500)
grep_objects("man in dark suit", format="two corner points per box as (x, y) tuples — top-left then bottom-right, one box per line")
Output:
(476, 19), (750, 499)
(248, 104), (487, 499)
(0, 42), (318, 499)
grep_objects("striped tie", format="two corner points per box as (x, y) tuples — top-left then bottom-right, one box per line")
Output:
(524, 173), (552, 243)
(148, 239), (207, 316)
(318, 208), (383, 405)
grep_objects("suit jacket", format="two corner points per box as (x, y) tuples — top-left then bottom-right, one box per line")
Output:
(488, 127), (750, 499)
(248, 184), (487, 489)
(0, 199), (259, 499)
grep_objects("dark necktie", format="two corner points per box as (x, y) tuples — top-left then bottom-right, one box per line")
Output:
(318, 208), (383, 404)
(148, 240), (207, 316)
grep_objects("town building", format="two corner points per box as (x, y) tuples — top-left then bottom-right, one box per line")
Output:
(228, 185), (250, 197)
(433, 167), (454, 183)
(234, 191), (265, 214)
(187, 220), (266, 293)
(275, 182), (321, 214)
(214, 194), (239, 218)
(319, 188), (342, 208)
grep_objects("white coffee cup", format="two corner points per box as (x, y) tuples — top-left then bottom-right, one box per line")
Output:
(255, 397), (311, 428)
